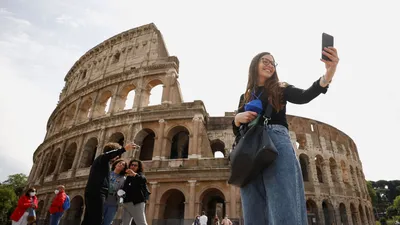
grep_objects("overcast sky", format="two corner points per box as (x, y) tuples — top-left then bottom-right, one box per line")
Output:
(0, 0), (399, 182)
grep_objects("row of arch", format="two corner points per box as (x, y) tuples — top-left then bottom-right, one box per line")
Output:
(306, 199), (374, 225)
(34, 190), (374, 225)
(50, 79), (165, 135)
(299, 153), (368, 197)
(33, 126), (227, 181)
(34, 187), (228, 225)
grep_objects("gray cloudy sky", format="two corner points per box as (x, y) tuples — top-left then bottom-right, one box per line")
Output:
(0, 0), (399, 182)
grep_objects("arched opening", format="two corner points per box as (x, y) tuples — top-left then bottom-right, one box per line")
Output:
(37, 200), (44, 219)
(94, 90), (112, 117)
(210, 139), (225, 158)
(356, 168), (364, 193)
(359, 204), (366, 225)
(112, 52), (120, 64)
(108, 132), (125, 148)
(64, 104), (76, 127)
(60, 143), (77, 173)
(299, 154), (310, 182)
(339, 203), (349, 225)
(37, 154), (49, 179)
(79, 138), (98, 168)
(144, 79), (163, 106)
(159, 189), (185, 224)
(168, 126), (189, 159)
(46, 148), (61, 176)
(115, 84), (136, 111)
(200, 188), (226, 225)
(322, 200), (335, 225)
(346, 149), (351, 160)
(63, 196), (84, 224)
(315, 155), (324, 183)
(296, 133), (307, 149)
(306, 200), (319, 225)
(350, 203), (358, 225)
(77, 97), (92, 122)
(135, 129), (156, 161)
(329, 157), (339, 184)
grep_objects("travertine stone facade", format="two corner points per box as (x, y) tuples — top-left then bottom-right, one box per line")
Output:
(27, 23), (373, 225)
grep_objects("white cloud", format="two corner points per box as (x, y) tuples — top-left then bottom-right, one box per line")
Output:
(56, 14), (82, 28)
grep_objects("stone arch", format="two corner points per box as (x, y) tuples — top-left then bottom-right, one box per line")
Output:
(116, 84), (136, 111)
(350, 203), (358, 225)
(60, 143), (77, 173)
(112, 51), (120, 64)
(306, 199), (319, 225)
(94, 90), (112, 117)
(359, 203), (366, 225)
(315, 155), (325, 183)
(341, 161), (349, 184)
(167, 126), (190, 159)
(64, 104), (77, 127)
(339, 203), (349, 225)
(210, 139), (226, 158)
(144, 79), (164, 106)
(134, 128), (156, 161)
(299, 154), (310, 182)
(107, 132), (125, 147)
(322, 200), (335, 225)
(329, 157), (339, 184)
(158, 189), (186, 223)
(63, 195), (84, 223)
(46, 148), (61, 176)
(79, 137), (98, 168)
(77, 97), (93, 122)
(199, 188), (226, 222)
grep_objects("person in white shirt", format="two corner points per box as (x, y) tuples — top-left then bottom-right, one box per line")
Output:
(199, 211), (208, 225)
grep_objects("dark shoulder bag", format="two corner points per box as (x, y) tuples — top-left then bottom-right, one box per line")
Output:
(228, 103), (279, 187)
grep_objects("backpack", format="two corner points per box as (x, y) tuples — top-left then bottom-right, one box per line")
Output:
(62, 195), (71, 211)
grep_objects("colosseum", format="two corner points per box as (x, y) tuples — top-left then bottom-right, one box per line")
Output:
(27, 23), (374, 225)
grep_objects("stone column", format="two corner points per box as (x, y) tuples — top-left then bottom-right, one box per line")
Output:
(188, 180), (197, 218)
(161, 72), (175, 105)
(323, 159), (334, 188)
(71, 136), (85, 177)
(147, 182), (158, 225)
(109, 84), (120, 114)
(154, 119), (166, 160)
(189, 116), (200, 158)
(88, 91), (100, 119)
(72, 97), (83, 125)
(230, 185), (237, 218)
(133, 88), (144, 109)
(53, 141), (67, 176)
(95, 128), (107, 157)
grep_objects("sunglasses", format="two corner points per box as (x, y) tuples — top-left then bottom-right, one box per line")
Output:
(130, 164), (138, 167)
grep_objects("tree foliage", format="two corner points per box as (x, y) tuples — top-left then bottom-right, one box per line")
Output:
(1, 173), (28, 197)
(0, 173), (28, 225)
(367, 181), (378, 205)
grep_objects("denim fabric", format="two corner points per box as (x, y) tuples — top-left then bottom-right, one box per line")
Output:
(102, 202), (118, 225)
(49, 212), (63, 225)
(240, 124), (307, 225)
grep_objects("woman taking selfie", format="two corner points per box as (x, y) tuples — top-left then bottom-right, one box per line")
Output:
(232, 47), (339, 224)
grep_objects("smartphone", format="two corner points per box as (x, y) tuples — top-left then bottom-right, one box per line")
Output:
(322, 33), (334, 61)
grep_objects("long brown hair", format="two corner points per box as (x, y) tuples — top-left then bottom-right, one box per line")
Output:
(243, 52), (287, 112)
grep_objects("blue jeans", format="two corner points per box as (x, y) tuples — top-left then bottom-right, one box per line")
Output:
(240, 124), (307, 225)
(49, 212), (63, 225)
(102, 203), (118, 225)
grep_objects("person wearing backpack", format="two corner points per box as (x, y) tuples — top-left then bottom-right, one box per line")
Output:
(49, 185), (68, 225)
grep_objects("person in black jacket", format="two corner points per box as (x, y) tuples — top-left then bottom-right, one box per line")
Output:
(81, 142), (136, 225)
(122, 159), (148, 225)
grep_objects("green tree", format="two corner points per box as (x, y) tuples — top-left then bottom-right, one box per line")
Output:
(367, 181), (378, 206)
(1, 173), (28, 197)
(0, 186), (17, 225)
(394, 195), (400, 211)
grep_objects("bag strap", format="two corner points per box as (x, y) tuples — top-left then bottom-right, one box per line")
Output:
(263, 102), (273, 125)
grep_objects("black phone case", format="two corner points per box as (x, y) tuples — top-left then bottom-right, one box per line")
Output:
(322, 33), (334, 61)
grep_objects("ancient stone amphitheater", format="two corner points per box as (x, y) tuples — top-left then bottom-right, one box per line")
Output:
(27, 23), (374, 225)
